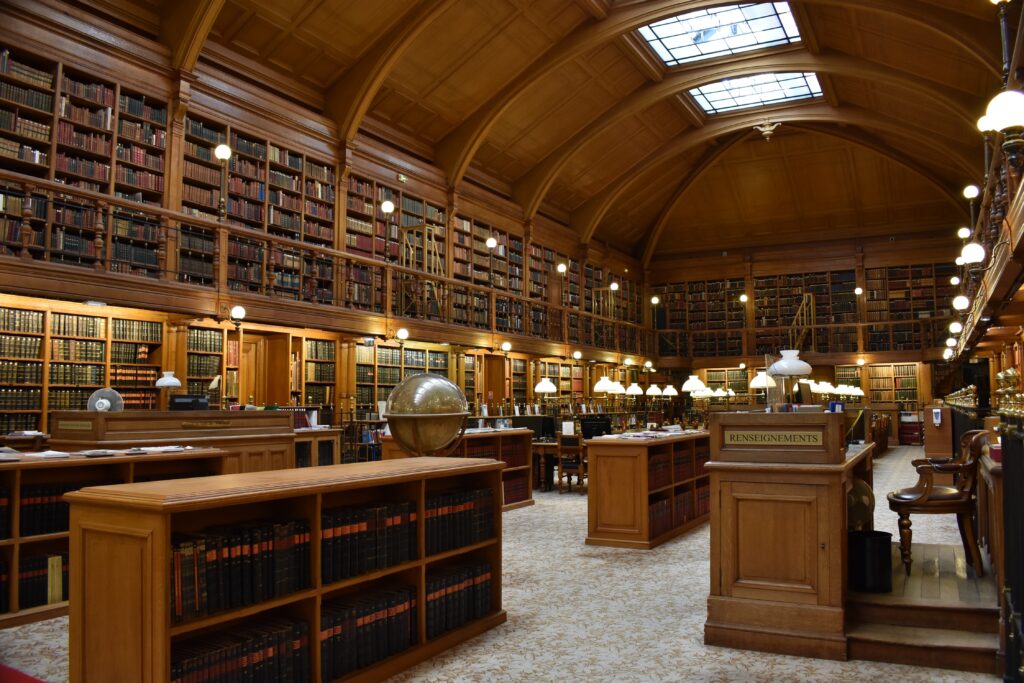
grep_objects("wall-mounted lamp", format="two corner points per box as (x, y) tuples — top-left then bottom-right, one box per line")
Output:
(500, 341), (511, 354)
(950, 275), (961, 286)
(943, 347), (955, 360)
(380, 199), (395, 215)
(485, 236), (498, 249)
(957, 226), (972, 239)
(650, 295), (660, 305)
(952, 295), (970, 311)
(960, 241), (986, 264)
(609, 281), (619, 291)
(394, 327), (409, 346)
(856, 358), (866, 366)
(739, 362), (746, 369)
(572, 350), (582, 360)
(739, 293), (749, 303)
(214, 144), (232, 221)
(949, 321), (964, 334)
(228, 304), (246, 331)
(556, 263), (567, 274)
(854, 287), (863, 296)
(980, 89), (1024, 168)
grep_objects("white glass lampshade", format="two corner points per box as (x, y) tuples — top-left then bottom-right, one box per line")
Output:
(943, 347), (955, 360)
(963, 185), (980, 200)
(950, 275), (961, 286)
(957, 227), (972, 239)
(852, 386), (865, 397)
(593, 375), (612, 393)
(978, 114), (996, 133)
(696, 387), (715, 398)
(380, 199), (395, 215)
(572, 351), (582, 360)
(768, 349), (812, 377)
(534, 377), (557, 394)
(396, 327), (409, 340)
(214, 143), (232, 161)
(662, 385), (678, 397)
(953, 295), (970, 310)
(650, 295), (660, 305)
(739, 293), (749, 303)
(609, 282), (619, 291)
(155, 370), (181, 388)
(500, 341), (512, 352)
(854, 287), (863, 295)
(726, 388), (736, 397)
(961, 241), (986, 264)
(229, 305), (246, 321)
(985, 89), (1024, 131)
(625, 382), (643, 395)
(749, 371), (776, 389)
(857, 358), (865, 365)
(556, 263), (567, 274)
(710, 387), (726, 397)
(485, 236), (498, 249)
(609, 381), (625, 395)
(945, 337), (957, 347)
(681, 375), (706, 392)
(949, 321), (963, 334)
(646, 384), (662, 396)
(955, 256), (965, 266)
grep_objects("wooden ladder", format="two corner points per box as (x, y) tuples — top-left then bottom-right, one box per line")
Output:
(788, 293), (816, 351)
(399, 223), (445, 318)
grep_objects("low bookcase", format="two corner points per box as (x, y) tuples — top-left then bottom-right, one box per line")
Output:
(67, 457), (506, 683)
(0, 447), (227, 629)
(586, 431), (711, 549)
(381, 429), (533, 511)
(294, 427), (343, 467)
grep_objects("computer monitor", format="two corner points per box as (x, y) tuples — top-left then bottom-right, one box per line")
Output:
(511, 415), (555, 441)
(579, 416), (612, 439)
(169, 395), (209, 411)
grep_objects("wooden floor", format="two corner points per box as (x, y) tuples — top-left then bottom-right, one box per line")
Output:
(874, 542), (998, 606)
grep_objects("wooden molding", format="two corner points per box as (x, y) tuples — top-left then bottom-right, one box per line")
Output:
(161, 0), (225, 73)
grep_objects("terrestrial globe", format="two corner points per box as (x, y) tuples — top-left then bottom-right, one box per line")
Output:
(385, 373), (469, 456)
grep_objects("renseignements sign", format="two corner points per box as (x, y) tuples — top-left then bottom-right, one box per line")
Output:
(723, 430), (823, 447)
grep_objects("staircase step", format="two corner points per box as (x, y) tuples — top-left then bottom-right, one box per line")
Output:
(847, 594), (999, 633)
(847, 622), (999, 674)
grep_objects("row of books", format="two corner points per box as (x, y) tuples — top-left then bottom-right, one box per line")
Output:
(172, 618), (309, 683)
(51, 312), (105, 338)
(169, 519), (311, 624)
(0, 307), (44, 333)
(0, 334), (41, 358)
(0, 49), (54, 89)
(187, 327), (224, 353)
(21, 481), (113, 536)
(425, 488), (494, 556)
(426, 562), (492, 640)
(320, 502), (417, 584)
(321, 587), (416, 680)
(49, 362), (103, 385)
(18, 553), (68, 609)
(503, 475), (530, 505)
(0, 361), (42, 384)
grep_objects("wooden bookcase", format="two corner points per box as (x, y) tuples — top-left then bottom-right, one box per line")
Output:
(381, 429), (534, 511)
(294, 427), (342, 468)
(67, 457), (507, 683)
(350, 340), (453, 420)
(0, 446), (227, 628)
(586, 431), (711, 549)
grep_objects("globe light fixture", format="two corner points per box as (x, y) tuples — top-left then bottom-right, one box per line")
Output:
(960, 241), (986, 264)
(556, 263), (567, 274)
(854, 287), (863, 295)
(949, 321), (963, 334)
(978, 114), (996, 133)
(644, 360), (653, 369)
(950, 275), (961, 286)
(396, 327), (409, 341)
(380, 199), (395, 215)
(945, 337), (957, 347)
(857, 358), (865, 366)
(738, 362), (746, 369)
(982, 89), (1024, 132)
(957, 227), (972, 239)
(962, 184), (980, 200)
(650, 295), (660, 305)
(609, 281), (619, 291)
(739, 293), (749, 303)
(229, 305), (246, 323)
(485, 236), (498, 249)
(955, 256), (965, 266)
(214, 143), (232, 161)
(572, 350), (582, 360)
(943, 347), (955, 360)
(500, 341), (512, 352)
(953, 295), (970, 310)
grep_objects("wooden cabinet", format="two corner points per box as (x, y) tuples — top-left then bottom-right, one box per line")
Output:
(293, 427), (341, 467)
(382, 429), (533, 511)
(586, 431), (711, 549)
(48, 409), (295, 472)
(0, 447), (227, 628)
(705, 412), (873, 660)
(67, 457), (506, 683)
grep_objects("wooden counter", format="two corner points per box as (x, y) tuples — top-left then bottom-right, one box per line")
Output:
(382, 429), (533, 511)
(48, 410), (295, 473)
(705, 411), (873, 661)
(585, 431), (711, 549)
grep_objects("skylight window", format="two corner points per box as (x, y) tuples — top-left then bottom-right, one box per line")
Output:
(638, 2), (800, 66)
(689, 72), (822, 114)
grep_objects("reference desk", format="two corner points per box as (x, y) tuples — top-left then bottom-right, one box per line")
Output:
(704, 412), (874, 660)
(585, 430), (711, 549)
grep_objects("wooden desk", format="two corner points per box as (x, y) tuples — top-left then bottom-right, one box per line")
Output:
(48, 410), (295, 473)
(705, 411), (873, 660)
(585, 431), (711, 549)
(533, 441), (557, 491)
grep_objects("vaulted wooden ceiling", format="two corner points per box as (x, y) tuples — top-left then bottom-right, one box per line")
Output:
(81, 0), (1003, 264)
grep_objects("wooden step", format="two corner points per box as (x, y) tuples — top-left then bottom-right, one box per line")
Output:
(847, 593), (999, 634)
(847, 622), (1000, 674)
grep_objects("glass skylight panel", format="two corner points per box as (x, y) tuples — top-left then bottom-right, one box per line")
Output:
(689, 72), (822, 114)
(638, 2), (801, 66)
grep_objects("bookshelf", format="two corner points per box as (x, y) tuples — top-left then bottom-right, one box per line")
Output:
(381, 429), (533, 511)
(586, 431), (711, 548)
(0, 447), (229, 628)
(452, 215), (523, 294)
(185, 326), (224, 400)
(0, 48), (55, 181)
(351, 341), (453, 420)
(866, 362), (919, 408)
(834, 365), (862, 391)
(302, 338), (337, 413)
(68, 457), (507, 682)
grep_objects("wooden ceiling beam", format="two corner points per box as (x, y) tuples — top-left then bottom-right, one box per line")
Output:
(433, 0), (997, 193)
(324, 0), (458, 145)
(161, 0), (225, 73)
(639, 131), (751, 267)
(513, 49), (978, 221)
(570, 102), (976, 245)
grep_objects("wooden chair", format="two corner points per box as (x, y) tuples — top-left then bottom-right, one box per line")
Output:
(887, 430), (987, 577)
(556, 433), (585, 493)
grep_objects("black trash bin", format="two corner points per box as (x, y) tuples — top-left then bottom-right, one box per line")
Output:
(848, 530), (893, 593)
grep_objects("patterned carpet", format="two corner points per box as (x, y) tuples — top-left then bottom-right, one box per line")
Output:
(0, 446), (998, 682)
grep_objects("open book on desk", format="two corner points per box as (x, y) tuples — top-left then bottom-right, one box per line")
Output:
(21, 450), (70, 459)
